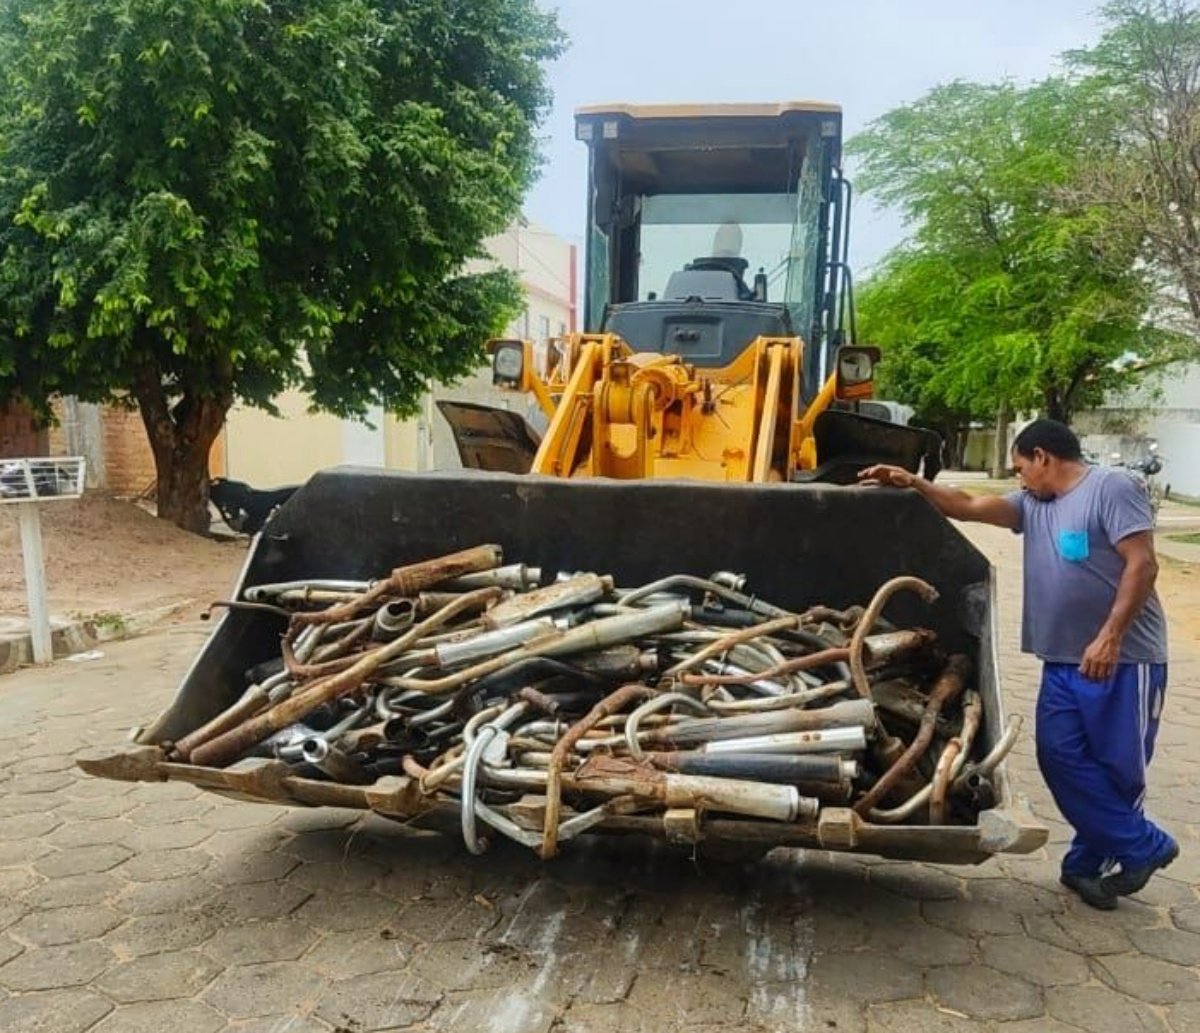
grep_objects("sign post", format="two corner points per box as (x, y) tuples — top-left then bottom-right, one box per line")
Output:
(2, 457), (86, 664)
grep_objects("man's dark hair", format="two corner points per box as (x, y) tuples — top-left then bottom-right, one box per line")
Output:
(1012, 419), (1082, 461)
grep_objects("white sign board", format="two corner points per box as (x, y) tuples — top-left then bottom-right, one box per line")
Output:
(3, 457), (86, 664)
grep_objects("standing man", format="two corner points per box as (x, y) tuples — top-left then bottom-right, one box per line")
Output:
(861, 419), (1176, 910)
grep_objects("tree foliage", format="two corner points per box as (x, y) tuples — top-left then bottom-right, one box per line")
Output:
(0, 0), (564, 529)
(1067, 0), (1200, 337)
(851, 77), (1173, 434)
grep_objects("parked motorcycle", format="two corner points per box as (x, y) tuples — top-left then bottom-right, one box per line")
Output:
(1110, 442), (1168, 522)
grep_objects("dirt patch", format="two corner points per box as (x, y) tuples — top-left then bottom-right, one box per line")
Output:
(1156, 555), (1200, 654)
(0, 494), (245, 621)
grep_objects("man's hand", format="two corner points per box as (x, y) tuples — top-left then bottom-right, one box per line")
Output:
(1079, 629), (1122, 681)
(858, 464), (917, 488)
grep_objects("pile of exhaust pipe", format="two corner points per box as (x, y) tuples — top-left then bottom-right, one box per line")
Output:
(174, 544), (1019, 858)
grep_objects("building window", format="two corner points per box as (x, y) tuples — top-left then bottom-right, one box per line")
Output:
(538, 315), (551, 342)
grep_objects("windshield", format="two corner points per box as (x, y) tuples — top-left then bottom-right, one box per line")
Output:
(639, 193), (793, 301)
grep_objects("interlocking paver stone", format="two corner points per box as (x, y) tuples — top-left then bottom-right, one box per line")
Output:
(128, 798), (216, 826)
(1023, 910), (1134, 956)
(433, 989), (558, 1033)
(554, 1001), (653, 1033)
(0, 941), (115, 990)
(205, 881), (313, 921)
(202, 918), (317, 965)
(0, 987), (113, 1033)
(115, 875), (218, 915)
(927, 963), (1042, 1021)
(868, 863), (963, 901)
(313, 970), (443, 1030)
(0, 838), (53, 866)
(9, 773), (74, 795)
(980, 933), (1090, 987)
(1129, 925), (1200, 966)
(807, 950), (923, 1003)
(9, 904), (123, 947)
(203, 961), (329, 1019)
(92, 999), (225, 1033)
(124, 822), (214, 852)
(32, 843), (132, 878)
(20, 872), (123, 909)
(862, 920), (973, 967)
(999, 1019), (1085, 1033)
(1045, 983), (1168, 1032)
(303, 927), (417, 979)
(103, 911), (220, 956)
(0, 869), (41, 896)
(0, 935), (22, 966)
(118, 847), (210, 882)
(414, 937), (537, 992)
(923, 898), (1024, 936)
(294, 890), (403, 933)
(206, 848), (300, 885)
(214, 1016), (330, 1033)
(866, 998), (981, 1032)
(1094, 951), (1200, 1005)
(626, 968), (748, 1026)
(47, 820), (137, 849)
(1168, 1000), (1200, 1033)
(94, 949), (222, 1003)
(1172, 902), (1200, 935)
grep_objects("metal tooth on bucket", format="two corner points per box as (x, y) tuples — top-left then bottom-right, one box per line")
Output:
(171, 544), (1019, 857)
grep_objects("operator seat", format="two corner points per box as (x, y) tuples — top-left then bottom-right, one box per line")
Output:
(685, 255), (756, 300)
(663, 255), (756, 302)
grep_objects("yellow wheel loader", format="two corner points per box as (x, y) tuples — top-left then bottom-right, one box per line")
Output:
(440, 103), (942, 486)
(80, 103), (1045, 867)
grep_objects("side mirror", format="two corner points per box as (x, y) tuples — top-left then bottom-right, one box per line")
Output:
(488, 339), (527, 389)
(835, 345), (880, 401)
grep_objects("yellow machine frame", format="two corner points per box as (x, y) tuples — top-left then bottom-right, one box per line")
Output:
(493, 333), (870, 484)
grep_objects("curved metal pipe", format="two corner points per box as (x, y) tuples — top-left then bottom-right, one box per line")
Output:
(624, 693), (711, 760)
(848, 576), (938, 699)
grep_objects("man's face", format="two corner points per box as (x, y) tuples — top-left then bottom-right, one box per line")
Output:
(1012, 448), (1054, 498)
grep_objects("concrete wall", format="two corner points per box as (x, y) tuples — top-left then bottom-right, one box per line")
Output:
(47, 400), (156, 496)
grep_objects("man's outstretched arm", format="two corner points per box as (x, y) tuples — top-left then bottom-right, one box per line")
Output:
(858, 464), (1020, 529)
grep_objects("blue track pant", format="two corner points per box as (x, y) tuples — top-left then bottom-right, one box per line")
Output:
(1036, 661), (1175, 877)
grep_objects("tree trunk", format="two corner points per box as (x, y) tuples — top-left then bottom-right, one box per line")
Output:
(134, 365), (231, 535)
(1044, 386), (1066, 424)
(989, 404), (1011, 479)
(939, 422), (966, 470)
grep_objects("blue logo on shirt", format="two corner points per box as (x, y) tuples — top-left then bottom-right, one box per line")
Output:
(1058, 529), (1090, 563)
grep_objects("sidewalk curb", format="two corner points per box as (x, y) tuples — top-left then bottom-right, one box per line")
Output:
(0, 600), (195, 675)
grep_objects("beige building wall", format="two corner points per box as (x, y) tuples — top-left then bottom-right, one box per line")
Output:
(220, 389), (345, 486)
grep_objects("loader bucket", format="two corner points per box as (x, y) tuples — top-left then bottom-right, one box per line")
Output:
(82, 469), (1045, 865)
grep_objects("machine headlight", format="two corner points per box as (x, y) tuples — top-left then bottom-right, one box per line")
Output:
(492, 342), (525, 387)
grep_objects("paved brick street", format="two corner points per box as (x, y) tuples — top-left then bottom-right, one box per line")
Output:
(0, 523), (1197, 1032)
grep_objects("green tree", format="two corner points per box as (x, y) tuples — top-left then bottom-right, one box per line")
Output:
(1067, 1), (1200, 338)
(0, 0), (564, 531)
(851, 78), (1169, 442)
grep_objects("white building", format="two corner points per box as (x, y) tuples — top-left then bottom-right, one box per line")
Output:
(1077, 360), (1200, 498)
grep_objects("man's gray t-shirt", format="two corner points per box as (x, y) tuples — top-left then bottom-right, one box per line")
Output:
(1005, 466), (1168, 663)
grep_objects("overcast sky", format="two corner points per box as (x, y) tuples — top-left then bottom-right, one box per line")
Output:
(526, 0), (1107, 274)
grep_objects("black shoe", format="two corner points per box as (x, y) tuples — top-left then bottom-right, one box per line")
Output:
(1060, 872), (1118, 910)
(1101, 841), (1179, 898)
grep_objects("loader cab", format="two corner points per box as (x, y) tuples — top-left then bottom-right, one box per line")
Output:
(576, 103), (854, 395)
